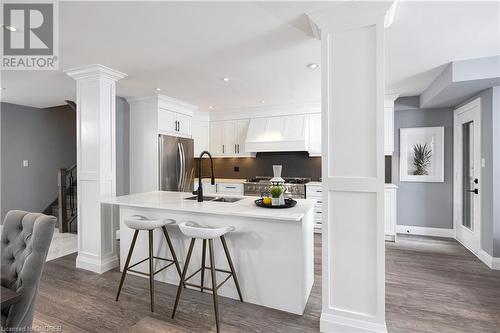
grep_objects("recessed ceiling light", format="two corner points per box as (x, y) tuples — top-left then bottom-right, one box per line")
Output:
(155, 87), (161, 92)
(307, 63), (319, 69)
(0, 87), (5, 90)
(3, 25), (17, 32)
(221, 77), (230, 82)
(260, 100), (266, 104)
(208, 106), (214, 109)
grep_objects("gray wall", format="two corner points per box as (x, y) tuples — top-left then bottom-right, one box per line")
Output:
(392, 96), (454, 229)
(1, 103), (76, 220)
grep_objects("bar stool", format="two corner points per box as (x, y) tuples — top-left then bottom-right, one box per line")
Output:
(171, 221), (243, 332)
(115, 215), (182, 312)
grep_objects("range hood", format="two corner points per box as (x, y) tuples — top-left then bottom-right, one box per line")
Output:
(244, 115), (309, 152)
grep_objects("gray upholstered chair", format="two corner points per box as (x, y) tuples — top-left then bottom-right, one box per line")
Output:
(1, 210), (56, 330)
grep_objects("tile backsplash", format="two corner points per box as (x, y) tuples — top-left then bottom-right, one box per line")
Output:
(197, 152), (321, 180)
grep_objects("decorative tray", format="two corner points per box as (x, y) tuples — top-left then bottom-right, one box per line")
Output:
(254, 198), (297, 209)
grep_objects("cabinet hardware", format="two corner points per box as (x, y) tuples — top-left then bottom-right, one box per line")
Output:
(235, 144), (237, 153)
(467, 189), (479, 194)
(222, 145), (225, 153)
(226, 186), (236, 189)
(316, 190), (322, 193)
(474, 178), (479, 184)
(237, 144), (240, 153)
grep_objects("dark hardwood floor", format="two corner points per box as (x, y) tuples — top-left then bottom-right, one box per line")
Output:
(33, 235), (500, 332)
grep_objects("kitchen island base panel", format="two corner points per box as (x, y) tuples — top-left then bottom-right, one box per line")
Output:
(119, 206), (314, 315)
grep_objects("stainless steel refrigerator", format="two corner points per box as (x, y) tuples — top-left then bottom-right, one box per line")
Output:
(158, 134), (195, 192)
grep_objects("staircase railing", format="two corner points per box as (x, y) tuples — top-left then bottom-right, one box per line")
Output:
(58, 165), (77, 233)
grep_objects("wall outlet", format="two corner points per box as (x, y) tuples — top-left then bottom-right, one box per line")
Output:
(234, 166), (240, 172)
(22, 160), (29, 168)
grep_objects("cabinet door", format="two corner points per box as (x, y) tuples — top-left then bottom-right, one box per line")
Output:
(223, 120), (237, 155)
(210, 121), (224, 156)
(308, 113), (321, 155)
(158, 108), (176, 133)
(192, 120), (209, 157)
(176, 112), (192, 137)
(236, 119), (250, 156)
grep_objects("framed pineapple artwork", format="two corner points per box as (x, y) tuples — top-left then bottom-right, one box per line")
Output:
(399, 126), (444, 182)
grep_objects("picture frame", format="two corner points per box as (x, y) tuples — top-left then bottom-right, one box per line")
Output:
(400, 126), (444, 182)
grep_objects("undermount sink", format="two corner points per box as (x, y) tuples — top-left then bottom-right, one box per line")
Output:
(185, 196), (217, 201)
(212, 197), (243, 203)
(184, 196), (243, 203)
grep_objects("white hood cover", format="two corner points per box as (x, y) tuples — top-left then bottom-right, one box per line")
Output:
(244, 115), (309, 152)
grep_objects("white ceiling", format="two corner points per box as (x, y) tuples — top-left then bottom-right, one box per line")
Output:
(1, 1), (499, 109)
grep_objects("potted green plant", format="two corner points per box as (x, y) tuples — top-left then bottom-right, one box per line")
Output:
(269, 186), (284, 206)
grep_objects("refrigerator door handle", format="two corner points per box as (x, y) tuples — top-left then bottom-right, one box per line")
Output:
(158, 135), (164, 190)
(177, 142), (183, 191)
(179, 142), (186, 191)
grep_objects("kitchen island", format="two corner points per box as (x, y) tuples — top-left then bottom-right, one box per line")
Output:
(101, 191), (315, 315)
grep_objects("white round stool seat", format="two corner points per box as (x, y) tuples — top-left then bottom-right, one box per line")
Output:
(124, 215), (176, 230)
(178, 221), (234, 239)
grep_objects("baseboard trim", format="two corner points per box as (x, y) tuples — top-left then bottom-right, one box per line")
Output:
(76, 253), (119, 274)
(478, 250), (500, 270)
(396, 225), (454, 238)
(320, 312), (387, 333)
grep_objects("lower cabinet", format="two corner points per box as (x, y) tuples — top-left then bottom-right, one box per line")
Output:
(384, 185), (398, 242)
(305, 184), (323, 233)
(193, 181), (243, 196)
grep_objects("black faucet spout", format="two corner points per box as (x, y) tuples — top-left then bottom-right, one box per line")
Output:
(197, 151), (215, 202)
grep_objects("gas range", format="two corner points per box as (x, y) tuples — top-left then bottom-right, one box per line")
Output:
(243, 176), (311, 199)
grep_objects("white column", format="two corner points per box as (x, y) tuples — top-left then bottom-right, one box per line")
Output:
(65, 64), (127, 273)
(308, 2), (392, 332)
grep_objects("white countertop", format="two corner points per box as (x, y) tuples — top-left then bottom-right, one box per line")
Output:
(101, 191), (315, 222)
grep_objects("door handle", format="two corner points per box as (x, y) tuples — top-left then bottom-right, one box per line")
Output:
(467, 189), (479, 194)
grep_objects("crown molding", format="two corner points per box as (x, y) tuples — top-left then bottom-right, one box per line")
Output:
(208, 101), (321, 121)
(126, 94), (198, 116)
(65, 64), (127, 81)
(307, 1), (393, 35)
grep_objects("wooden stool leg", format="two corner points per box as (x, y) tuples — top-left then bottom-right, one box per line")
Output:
(116, 230), (139, 301)
(208, 239), (220, 333)
(200, 239), (207, 293)
(172, 238), (196, 319)
(161, 226), (182, 278)
(149, 230), (155, 312)
(220, 235), (243, 302)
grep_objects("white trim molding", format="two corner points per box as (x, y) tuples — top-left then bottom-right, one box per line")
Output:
(478, 250), (500, 270)
(396, 225), (454, 238)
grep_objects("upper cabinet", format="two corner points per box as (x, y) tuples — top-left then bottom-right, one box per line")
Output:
(158, 108), (192, 138)
(384, 94), (399, 156)
(192, 120), (209, 157)
(308, 113), (321, 156)
(210, 119), (254, 157)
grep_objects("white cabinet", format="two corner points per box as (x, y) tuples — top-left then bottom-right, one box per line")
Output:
(158, 108), (192, 137)
(384, 185), (398, 242)
(210, 119), (254, 157)
(217, 183), (244, 195)
(210, 121), (224, 156)
(308, 113), (321, 156)
(192, 120), (209, 157)
(306, 183), (323, 233)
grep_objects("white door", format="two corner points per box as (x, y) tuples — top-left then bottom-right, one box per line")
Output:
(454, 98), (481, 254)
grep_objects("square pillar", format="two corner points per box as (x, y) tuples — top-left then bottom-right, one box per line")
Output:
(308, 2), (392, 332)
(65, 64), (127, 273)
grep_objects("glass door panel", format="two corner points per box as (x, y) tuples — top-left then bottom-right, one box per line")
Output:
(462, 121), (474, 230)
